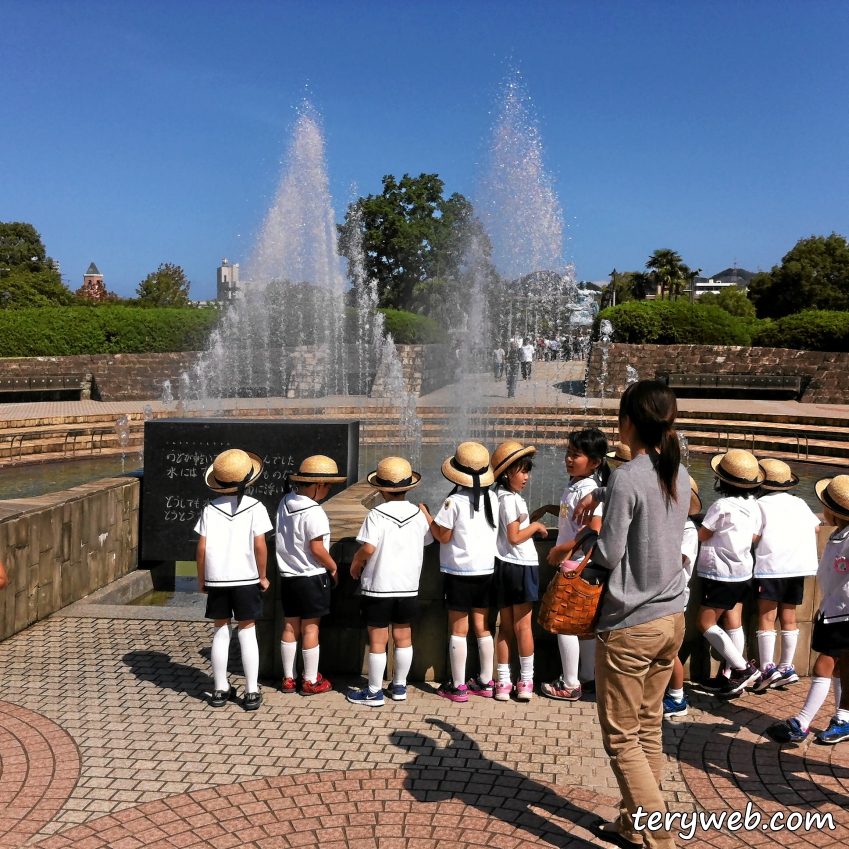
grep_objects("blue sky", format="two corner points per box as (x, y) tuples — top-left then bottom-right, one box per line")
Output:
(2, 1), (848, 300)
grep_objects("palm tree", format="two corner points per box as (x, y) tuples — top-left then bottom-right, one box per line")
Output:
(629, 271), (651, 300)
(646, 249), (683, 300)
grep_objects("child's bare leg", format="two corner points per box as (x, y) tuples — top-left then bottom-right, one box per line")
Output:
(301, 617), (322, 683)
(391, 624), (414, 687)
(472, 607), (494, 684)
(513, 603), (535, 684)
(366, 625), (390, 692)
(211, 618), (232, 692)
(793, 653), (837, 731)
(668, 656), (685, 691)
(777, 604), (800, 670)
(757, 599), (778, 671)
(236, 619), (259, 694)
(448, 610), (470, 687)
(496, 607), (515, 666)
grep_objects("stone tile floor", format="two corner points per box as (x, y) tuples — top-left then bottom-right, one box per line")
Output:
(0, 617), (847, 848)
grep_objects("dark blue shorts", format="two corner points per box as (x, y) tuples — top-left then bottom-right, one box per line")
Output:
(493, 558), (539, 609)
(205, 584), (263, 622)
(280, 572), (332, 619)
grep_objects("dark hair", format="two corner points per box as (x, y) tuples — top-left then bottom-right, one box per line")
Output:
(568, 428), (611, 486)
(619, 380), (679, 504)
(446, 483), (496, 528)
(716, 479), (760, 498)
(497, 457), (534, 491)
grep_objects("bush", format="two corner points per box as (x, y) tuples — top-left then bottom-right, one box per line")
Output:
(753, 310), (849, 351)
(0, 306), (220, 357)
(378, 308), (447, 344)
(595, 300), (753, 345)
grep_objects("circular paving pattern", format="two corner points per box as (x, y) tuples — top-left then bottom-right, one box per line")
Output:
(0, 700), (81, 847)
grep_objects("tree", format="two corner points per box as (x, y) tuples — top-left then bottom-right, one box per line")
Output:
(747, 233), (849, 318)
(0, 221), (76, 307)
(136, 263), (191, 306)
(338, 174), (478, 311)
(699, 286), (756, 318)
(646, 249), (686, 300)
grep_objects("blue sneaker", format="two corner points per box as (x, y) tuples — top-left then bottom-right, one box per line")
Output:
(765, 717), (808, 744)
(818, 715), (849, 745)
(773, 665), (799, 688)
(346, 686), (385, 707)
(663, 694), (688, 718)
(753, 664), (782, 693)
(387, 683), (407, 701)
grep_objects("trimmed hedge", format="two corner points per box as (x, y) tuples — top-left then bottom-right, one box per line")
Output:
(379, 308), (448, 344)
(0, 306), (220, 357)
(753, 310), (849, 352)
(596, 300), (753, 346)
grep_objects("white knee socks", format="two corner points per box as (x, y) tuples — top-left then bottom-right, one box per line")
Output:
(557, 634), (580, 687)
(704, 625), (747, 671)
(238, 626), (260, 694)
(450, 635), (467, 687)
(302, 645), (320, 684)
(834, 675), (843, 711)
(393, 646), (413, 686)
(757, 629), (776, 671)
(727, 627), (746, 668)
(497, 663), (512, 683)
(779, 630), (799, 670)
(281, 640), (298, 680)
(211, 624), (231, 692)
(579, 638), (596, 682)
(795, 677), (832, 731)
(368, 652), (387, 692)
(477, 636), (494, 683)
(519, 654), (534, 683)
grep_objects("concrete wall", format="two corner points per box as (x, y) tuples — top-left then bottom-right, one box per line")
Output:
(585, 343), (849, 404)
(0, 478), (139, 641)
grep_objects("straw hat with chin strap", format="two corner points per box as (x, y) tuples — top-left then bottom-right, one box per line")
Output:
(442, 442), (495, 517)
(204, 449), (264, 505)
(367, 456), (422, 492)
(688, 475), (702, 516)
(759, 458), (800, 491)
(710, 449), (765, 489)
(816, 475), (849, 520)
(491, 440), (536, 480)
(606, 442), (632, 464)
(290, 455), (347, 484)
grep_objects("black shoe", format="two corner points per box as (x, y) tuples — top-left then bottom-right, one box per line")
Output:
(210, 686), (238, 707)
(718, 662), (761, 698)
(699, 673), (727, 693)
(243, 691), (262, 711)
(582, 679), (596, 694)
(591, 821), (642, 849)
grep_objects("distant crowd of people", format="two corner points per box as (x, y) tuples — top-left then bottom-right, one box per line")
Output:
(492, 334), (591, 397)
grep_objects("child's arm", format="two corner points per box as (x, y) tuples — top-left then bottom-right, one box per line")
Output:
(697, 526), (714, 542)
(196, 536), (207, 593)
(309, 537), (339, 585)
(529, 504), (558, 523)
(507, 520), (548, 546)
(254, 534), (269, 592)
(0, 556), (7, 590)
(350, 543), (376, 580)
(546, 515), (602, 565)
(419, 502), (452, 544)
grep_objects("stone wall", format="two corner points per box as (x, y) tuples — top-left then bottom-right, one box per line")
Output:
(0, 477), (139, 641)
(370, 344), (455, 398)
(585, 343), (849, 403)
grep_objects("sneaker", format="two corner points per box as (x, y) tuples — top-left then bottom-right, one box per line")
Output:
(540, 678), (582, 701)
(301, 672), (332, 695)
(466, 677), (495, 698)
(494, 681), (513, 701)
(437, 682), (469, 702)
(581, 679), (596, 694)
(699, 673), (728, 693)
(210, 686), (238, 708)
(662, 694), (689, 717)
(818, 715), (849, 745)
(387, 683), (407, 701)
(774, 665), (800, 688)
(243, 691), (262, 711)
(753, 664), (782, 693)
(718, 662), (761, 698)
(280, 677), (298, 694)
(516, 680), (534, 701)
(346, 686), (385, 707)
(765, 717), (808, 744)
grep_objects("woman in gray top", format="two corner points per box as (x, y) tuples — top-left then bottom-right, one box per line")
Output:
(579, 380), (689, 849)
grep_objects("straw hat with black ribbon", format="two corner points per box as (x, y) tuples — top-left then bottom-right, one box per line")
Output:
(759, 458), (800, 491)
(606, 442), (632, 465)
(710, 449), (765, 489)
(204, 448), (264, 506)
(688, 475), (702, 516)
(816, 475), (849, 520)
(442, 442), (496, 526)
(491, 440), (536, 480)
(366, 456), (422, 492)
(290, 455), (347, 484)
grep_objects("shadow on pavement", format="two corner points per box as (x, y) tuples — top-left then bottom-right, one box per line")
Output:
(122, 649), (217, 700)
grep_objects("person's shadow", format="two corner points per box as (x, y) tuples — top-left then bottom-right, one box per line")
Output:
(390, 718), (604, 848)
(123, 649), (233, 700)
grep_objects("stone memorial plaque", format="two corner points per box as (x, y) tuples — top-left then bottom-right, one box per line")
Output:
(141, 418), (359, 561)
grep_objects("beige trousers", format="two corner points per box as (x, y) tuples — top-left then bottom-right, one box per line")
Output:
(595, 613), (685, 849)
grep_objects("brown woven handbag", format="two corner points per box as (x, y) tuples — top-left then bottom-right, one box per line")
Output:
(537, 549), (604, 637)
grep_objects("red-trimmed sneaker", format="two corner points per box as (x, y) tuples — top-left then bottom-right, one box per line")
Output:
(466, 677), (495, 698)
(301, 673), (332, 695)
(540, 678), (582, 701)
(280, 677), (298, 694)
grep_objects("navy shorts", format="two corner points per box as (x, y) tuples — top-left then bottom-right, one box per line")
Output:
(443, 573), (494, 612)
(700, 578), (750, 611)
(360, 596), (420, 628)
(205, 584), (263, 622)
(811, 615), (849, 657)
(493, 558), (539, 609)
(755, 576), (805, 605)
(280, 572), (332, 619)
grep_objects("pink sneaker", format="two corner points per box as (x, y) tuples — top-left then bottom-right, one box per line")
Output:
(466, 677), (495, 697)
(516, 680), (534, 701)
(494, 681), (513, 701)
(540, 678), (582, 701)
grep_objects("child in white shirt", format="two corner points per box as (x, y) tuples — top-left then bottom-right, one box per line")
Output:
(347, 456), (432, 707)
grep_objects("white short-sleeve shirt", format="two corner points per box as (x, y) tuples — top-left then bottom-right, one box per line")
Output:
(681, 518), (699, 606)
(556, 476), (604, 547)
(275, 492), (331, 578)
(355, 501), (433, 597)
(495, 487), (539, 566)
(433, 488), (498, 576)
(194, 495), (273, 587)
(697, 494), (763, 582)
(818, 525), (849, 625)
(520, 344), (534, 362)
(754, 492), (821, 578)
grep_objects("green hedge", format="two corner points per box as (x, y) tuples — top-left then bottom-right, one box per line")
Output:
(753, 310), (849, 351)
(596, 300), (753, 345)
(379, 309), (448, 344)
(0, 306), (220, 356)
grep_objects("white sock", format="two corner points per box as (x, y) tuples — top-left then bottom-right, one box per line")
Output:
(281, 640), (297, 680)
(477, 636), (494, 683)
(704, 625), (747, 670)
(393, 646), (413, 686)
(302, 645), (320, 684)
(834, 676), (842, 710)
(237, 626), (260, 694)
(727, 627), (746, 670)
(450, 635), (467, 688)
(211, 624), (231, 692)
(579, 638), (596, 682)
(519, 654), (534, 683)
(757, 629), (776, 671)
(667, 687), (685, 701)
(497, 663), (512, 683)
(779, 629), (799, 670)
(839, 709), (849, 722)
(557, 634), (580, 687)
(795, 677), (832, 731)
(368, 652), (386, 692)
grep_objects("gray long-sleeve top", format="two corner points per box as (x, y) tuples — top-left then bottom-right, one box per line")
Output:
(592, 453), (690, 632)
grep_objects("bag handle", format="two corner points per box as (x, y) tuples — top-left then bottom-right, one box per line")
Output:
(561, 527), (599, 577)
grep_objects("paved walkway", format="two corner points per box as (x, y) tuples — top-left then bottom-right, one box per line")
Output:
(0, 616), (847, 848)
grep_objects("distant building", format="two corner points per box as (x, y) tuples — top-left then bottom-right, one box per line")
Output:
(217, 259), (239, 301)
(77, 262), (108, 302)
(692, 277), (743, 297)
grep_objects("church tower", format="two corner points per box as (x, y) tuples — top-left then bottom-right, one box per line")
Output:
(78, 262), (108, 301)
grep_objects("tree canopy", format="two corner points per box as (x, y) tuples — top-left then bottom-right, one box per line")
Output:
(698, 285), (756, 318)
(136, 263), (191, 306)
(747, 234), (849, 318)
(0, 221), (76, 307)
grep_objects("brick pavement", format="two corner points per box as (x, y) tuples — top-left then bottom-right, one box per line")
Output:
(0, 616), (847, 847)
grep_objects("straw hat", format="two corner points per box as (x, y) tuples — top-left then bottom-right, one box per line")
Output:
(688, 475), (702, 516)
(759, 458), (800, 491)
(441, 442), (495, 488)
(815, 475), (849, 520)
(204, 449), (263, 494)
(606, 442), (632, 464)
(366, 456), (422, 492)
(491, 440), (536, 479)
(290, 454), (347, 484)
(710, 449), (765, 489)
